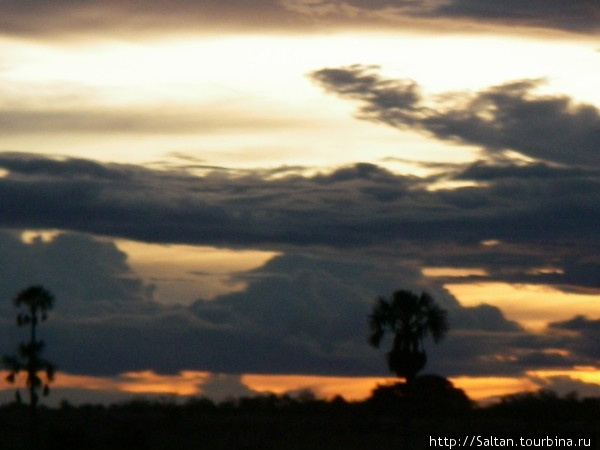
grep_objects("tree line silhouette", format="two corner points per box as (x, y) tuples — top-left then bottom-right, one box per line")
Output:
(2, 286), (451, 405)
(1, 285), (597, 449)
(0, 284), (459, 447)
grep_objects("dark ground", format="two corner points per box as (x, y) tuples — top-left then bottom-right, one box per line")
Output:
(0, 387), (598, 450)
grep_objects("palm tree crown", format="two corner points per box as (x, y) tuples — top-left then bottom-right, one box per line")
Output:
(368, 290), (448, 383)
(14, 285), (55, 325)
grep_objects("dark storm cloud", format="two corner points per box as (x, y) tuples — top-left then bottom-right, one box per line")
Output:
(454, 161), (595, 181)
(118, 254), (594, 377)
(0, 152), (598, 294)
(186, 253), (551, 378)
(2, 235), (536, 375)
(289, 0), (600, 33)
(418, 241), (600, 293)
(0, 231), (153, 320)
(550, 315), (600, 333)
(0, 232), (594, 379)
(0, 153), (128, 180)
(511, 351), (578, 369)
(425, 330), (586, 377)
(547, 316), (600, 365)
(311, 66), (600, 168)
(427, 0), (600, 33)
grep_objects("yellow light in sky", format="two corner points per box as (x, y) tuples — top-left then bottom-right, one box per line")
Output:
(2, 33), (598, 171)
(115, 239), (280, 304)
(449, 376), (538, 402)
(20, 229), (62, 244)
(446, 282), (600, 330)
(527, 367), (600, 388)
(4, 34), (598, 103)
(14, 232), (279, 304)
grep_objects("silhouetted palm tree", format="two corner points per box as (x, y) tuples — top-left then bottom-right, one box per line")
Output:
(368, 290), (448, 384)
(2, 285), (56, 447)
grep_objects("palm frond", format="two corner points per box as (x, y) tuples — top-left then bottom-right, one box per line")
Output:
(369, 289), (449, 381)
(14, 285), (55, 312)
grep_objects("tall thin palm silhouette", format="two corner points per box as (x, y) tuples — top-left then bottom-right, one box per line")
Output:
(3, 285), (56, 448)
(368, 290), (448, 384)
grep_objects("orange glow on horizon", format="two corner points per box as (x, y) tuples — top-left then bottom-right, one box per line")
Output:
(115, 370), (210, 395)
(242, 374), (398, 401)
(242, 374), (542, 402)
(449, 376), (538, 402)
(0, 370), (210, 397)
(422, 267), (488, 278)
(1, 369), (599, 404)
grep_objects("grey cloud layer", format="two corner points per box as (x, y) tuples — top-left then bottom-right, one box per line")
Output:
(0, 232), (591, 379)
(428, 0), (600, 33)
(0, 0), (598, 38)
(0, 152), (596, 379)
(549, 316), (600, 361)
(0, 0), (303, 38)
(0, 109), (290, 135)
(0, 152), (598, 293)
(282, 0), (600, 33)
(311, 66), (600, 167)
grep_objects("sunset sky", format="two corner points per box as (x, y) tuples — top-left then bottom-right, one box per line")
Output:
(1, 1), (599, 405)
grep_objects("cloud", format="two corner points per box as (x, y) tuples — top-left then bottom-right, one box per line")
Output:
(0, 230), (153, 320)
(0, 0), (306, 39)
(0, 152), (598, 295)
(530, 375), (600, 398)
(0, 153), (596, 246)
(550, 315), (600, 332)
(288, 0), (600, 34)
(0, 235), (537, 377)
(0, 83), (304, 136)
(548, 316), (600, 362)
(0, 109), (287, 136)
(0, 0), (597, 39)
(426, 0), (600, 33)
(454, 161), (594, 181)
(311, 66), (600, 168)
(0, 231), (594, 382)
(0, 230), (160, 374)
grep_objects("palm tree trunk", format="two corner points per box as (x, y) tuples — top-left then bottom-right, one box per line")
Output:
(29, 315), (36, 409)
(29, 312), (40, 449)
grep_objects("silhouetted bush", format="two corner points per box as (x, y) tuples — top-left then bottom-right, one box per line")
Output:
(486, 389), (600, 419)
(367, 374), (472, 415)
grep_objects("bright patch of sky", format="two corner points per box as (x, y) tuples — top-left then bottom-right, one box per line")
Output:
(446, 283), (600, 331)
(2, 33), (598, 172)
(115, 240), (280, 304)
